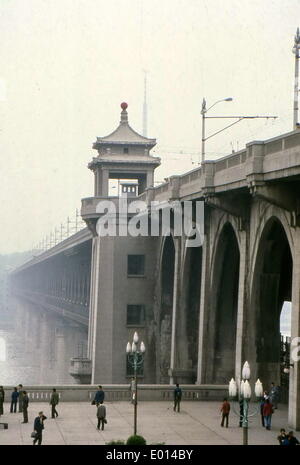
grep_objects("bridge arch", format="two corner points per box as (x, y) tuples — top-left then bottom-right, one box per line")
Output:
(249, 215), (293, 390)
(207, 221), (240, 383)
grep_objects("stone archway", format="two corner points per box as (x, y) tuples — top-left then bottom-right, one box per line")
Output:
(251, 217), (293, 390)
(207, 222), (240, 384)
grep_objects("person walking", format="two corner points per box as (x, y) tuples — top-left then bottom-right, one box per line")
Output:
(50, 388), (59, 418)
(173, 384), (182, 413)
(93, 385), (105, 407)
(96, 401), (107, 431)
(0, 386), (5, 416)
(33, 411), (47, 445)
(18, 384), (24, 413)
(22, 391), (29, 423)
(10, 387), (19, 413)
(220, 398), (230, 428)
(263, 398), (273, 430)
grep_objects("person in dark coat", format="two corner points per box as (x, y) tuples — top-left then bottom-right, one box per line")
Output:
(283, 431), (300, 445)
(173, 384), (182, 412)
(10, 387), (19, 413)
(0, 386), (4, 416)
(22, 391), (29, 423)
(33, 411), (47, 445)
(260, 399), (265, 427)
(50, 388), (59, 418)
(96, 401), (107, 430)
(94, 386), (105, 407)
(18, 384), (24, 413)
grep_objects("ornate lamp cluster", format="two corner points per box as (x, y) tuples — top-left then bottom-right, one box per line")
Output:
(126, 331), (146, 436)
(228, 362), (264, 445)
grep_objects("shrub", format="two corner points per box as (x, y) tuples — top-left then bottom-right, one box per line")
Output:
(126, 435), (147, 445)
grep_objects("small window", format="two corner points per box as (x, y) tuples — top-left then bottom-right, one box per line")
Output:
(123, 147), (129, 154)
(126, 353), (144, 376)
(127, 305), (145, 326)
(128, 255), (145, 276)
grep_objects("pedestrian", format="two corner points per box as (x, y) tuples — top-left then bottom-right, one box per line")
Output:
(260, 398), (265, 427)
(22, 391), (29, 423)
(50, 388), (59, 418)
(18, 384), (24, 413)
(0, 386), (5, 416)
(277, 428), (287, 445)
(283, 431), (300, 446)
(93, 385), (105, 407)
(173, 383), (182, 412)
(220, 398), (230, 428)
(270, 383), (280, 409)
(10, 387), (19, 413)
(96, 401), (107, 431)
(263, 398), (273, 430)
(33, 411), (47, 445)
(130, 377), (136, 404)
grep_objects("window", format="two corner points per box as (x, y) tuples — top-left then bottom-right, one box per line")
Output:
(128, 255), (145, 276)
(126, 353), (144, 376)
(127, 305), (145, 326)
(123, 147), (129, 154)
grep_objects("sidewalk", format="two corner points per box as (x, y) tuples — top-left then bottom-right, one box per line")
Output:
(0, 401), (289, 445)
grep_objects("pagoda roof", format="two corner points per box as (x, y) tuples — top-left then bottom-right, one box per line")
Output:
(93, 103), (156, 149)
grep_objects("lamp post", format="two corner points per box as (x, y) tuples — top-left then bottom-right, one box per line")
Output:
(228, 362), (263, 446)
(126, 332), (146, 436)
(200, 98), (277, 164)
(201, 97), (233, 164)
(293, 27), (300, 129)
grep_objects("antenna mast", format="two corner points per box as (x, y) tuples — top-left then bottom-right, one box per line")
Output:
(143, 69), (148, 136)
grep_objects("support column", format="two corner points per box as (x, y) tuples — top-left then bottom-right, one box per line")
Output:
(289, 227), (300, 429)
(235, 229), (247, 383)
(196, 230), (210, 384)
(169, 237), (181, 385)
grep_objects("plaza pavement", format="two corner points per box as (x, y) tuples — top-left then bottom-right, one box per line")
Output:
(0, 400), (290, 445)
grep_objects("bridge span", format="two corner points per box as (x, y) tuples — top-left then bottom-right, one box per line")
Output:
(9, 104), (300, 429)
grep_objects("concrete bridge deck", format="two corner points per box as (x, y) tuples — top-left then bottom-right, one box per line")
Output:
(0, 401), (289, 445)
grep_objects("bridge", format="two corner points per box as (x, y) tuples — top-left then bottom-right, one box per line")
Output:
(9, 103), (300, 429)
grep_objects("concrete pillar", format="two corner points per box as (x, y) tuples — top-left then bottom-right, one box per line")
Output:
(196, 229), (210, 384)
(169, 237), (181, 384)
(88, 236), (114, 383)
(55, 327), (66, 383)
(289, 227), (300, 429)
(234, 229), (247, 382)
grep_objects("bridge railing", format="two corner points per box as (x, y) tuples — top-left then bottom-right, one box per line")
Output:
(1, 385), (228, 402)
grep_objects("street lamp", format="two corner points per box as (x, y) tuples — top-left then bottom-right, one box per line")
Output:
(228, 361), (263, 446)
(201, 97), (233, 164)
(126, 331), (146, 436)
(292, 27), (300, 129)
(200, 97), (277, 164)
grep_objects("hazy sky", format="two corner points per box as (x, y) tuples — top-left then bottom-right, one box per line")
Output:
(0, 0), (299, 253)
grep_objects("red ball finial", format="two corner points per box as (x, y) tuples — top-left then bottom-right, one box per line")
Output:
(121, 102), (128, 110)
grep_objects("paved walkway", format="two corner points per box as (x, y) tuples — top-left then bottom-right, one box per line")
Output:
(0, 401), (290, 445)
